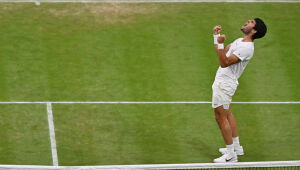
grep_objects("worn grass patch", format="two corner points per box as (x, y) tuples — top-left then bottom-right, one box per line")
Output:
(47, 3), (160, 24)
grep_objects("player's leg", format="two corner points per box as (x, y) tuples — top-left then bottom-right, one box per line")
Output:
(214, 105), (237, 163)
(214, 106), (233, 145)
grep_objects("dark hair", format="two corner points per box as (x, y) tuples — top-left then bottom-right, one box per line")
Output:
(252, 18), (267, 40)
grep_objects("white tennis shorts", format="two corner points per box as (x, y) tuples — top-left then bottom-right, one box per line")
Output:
(212, 81), (238, 110)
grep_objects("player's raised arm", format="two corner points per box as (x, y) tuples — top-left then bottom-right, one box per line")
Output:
(213, 25), (221, 52)
(216, 35), (240, 68)
(213, 26), (240, 68)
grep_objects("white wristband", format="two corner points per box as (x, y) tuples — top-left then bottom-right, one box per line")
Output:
(218, 43), (224, 49)
(214, 34), (220, 45)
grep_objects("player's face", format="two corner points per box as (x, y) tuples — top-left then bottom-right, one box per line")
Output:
(241, 19), (256, 35)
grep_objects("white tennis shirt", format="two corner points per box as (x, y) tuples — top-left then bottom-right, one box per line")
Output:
(214, 38), (254, 85)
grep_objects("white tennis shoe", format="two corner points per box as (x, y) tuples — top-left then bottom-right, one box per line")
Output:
(213, 152), (238, 163)
(219, 146), (244, 156)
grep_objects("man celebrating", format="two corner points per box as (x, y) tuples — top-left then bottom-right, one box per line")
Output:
(212, 18), (267, 163)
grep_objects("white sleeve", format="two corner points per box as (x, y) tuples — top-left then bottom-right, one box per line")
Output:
(233, 47), (251, 61)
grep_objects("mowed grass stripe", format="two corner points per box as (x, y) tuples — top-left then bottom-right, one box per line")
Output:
(113, 23), (172, 101)
(157, 5), (215, 101)
(0, 4), (48, 101)
(270, 4), (300, 100)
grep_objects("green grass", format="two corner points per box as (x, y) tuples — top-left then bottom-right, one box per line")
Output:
(0, 2), (299, 166)
(0, 104), (52, 165)
(53, 104), (219, 165)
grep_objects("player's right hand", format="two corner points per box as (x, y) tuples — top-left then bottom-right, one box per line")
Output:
(213, 25), (222, 35)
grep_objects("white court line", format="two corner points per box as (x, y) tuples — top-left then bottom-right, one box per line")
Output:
(0, 101), (299, 104)
(46, 103), (59, 166)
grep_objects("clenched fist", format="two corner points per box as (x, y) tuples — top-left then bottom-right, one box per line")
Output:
(213, 25), (222, 35)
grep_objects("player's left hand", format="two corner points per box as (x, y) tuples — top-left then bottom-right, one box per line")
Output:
(218, 34), (226, 43)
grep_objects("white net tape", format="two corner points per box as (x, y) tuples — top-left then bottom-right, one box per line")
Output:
(0, 161), (300, 169)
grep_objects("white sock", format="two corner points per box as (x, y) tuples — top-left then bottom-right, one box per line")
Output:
(226, 144), (234, 155)
(233, 136), (240, 147)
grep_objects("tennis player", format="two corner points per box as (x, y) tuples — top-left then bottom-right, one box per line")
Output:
(212, 18), (267, 163)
